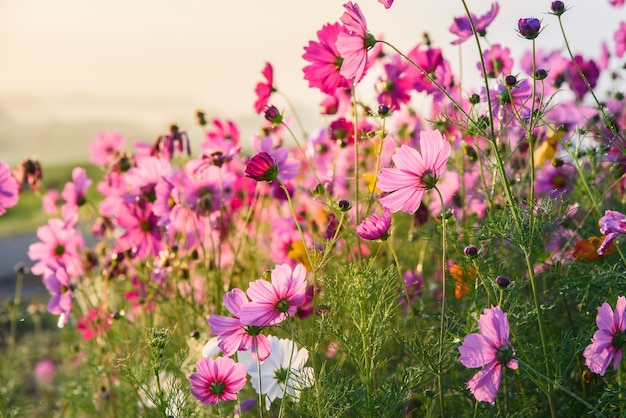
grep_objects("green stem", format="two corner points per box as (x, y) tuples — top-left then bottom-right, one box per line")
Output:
(517, 359), (607, 418)
(434, 186), (447, 417)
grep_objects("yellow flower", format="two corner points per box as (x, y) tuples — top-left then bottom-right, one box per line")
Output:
(287, 240), (312, 271)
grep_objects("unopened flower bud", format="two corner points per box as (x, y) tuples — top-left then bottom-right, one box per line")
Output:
(263, 105), (283, 125)
(518, 18), (541, 40)
(338, 199), (352, 212)
(534, 68), (548, 80)
(504, 75), (517, 87)
(496, 275), (510, 288)
(469, 94), (481, 105)
(464, 245), (479, 258)
(550, 1), (565, 15)
(377, 104), (391, 117)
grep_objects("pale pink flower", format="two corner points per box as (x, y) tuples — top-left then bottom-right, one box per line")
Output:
(61, 167), (92, 214)
(28, 218), (84, 277)
(356, 208), (391, 240)
(459, 306), (518, 403)
(239, 263), (308, 327)
(89, 131), (124, 166)
(208, 288), (272, 361)
(336, 1), (376, 81)
(377, 129), (451, 214)
(0, 161), (19, 215)
(189, 356), (247, 405)
(583, 296), (625, 375)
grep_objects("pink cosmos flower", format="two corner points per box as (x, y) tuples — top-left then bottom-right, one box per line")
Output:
(378, 0), (393, 8)
(28, 217), (85, 277)
(114, 202), (163, 260)
(245, 152), (279, 182)
(377, 129), (451, 214)
(534, 161), (577, 199)
(61, 167), (92, 214)
(34, 359), (56, 386)
(376, 54), (414, 109)
(42, 189), (61, 215)
(336, 1), (376, 81)
(238, 263), (308, 327)
(356, 208), (391, 240)
(254, 62), (275, 114)
(42, 263), (74, 325)
(565, 55), (599, 100)
(449, 3), (500, 45)
(200, 119), (242, 165)
(583, 296), (625, 375)
(253, 136), (301, 182)
(189, 356), (247, 405)
(303, 22), (351, 95)
(208, 288), (272, 361)
(405, 45), (454, 96)
(459, 306), (518, 403)
(597, 210), (626, 255)
(614, 22), (626, 58)
(89, 131), (124, 166)
(76, 307), (112, 341)
(0, 162), (19, 215)
(609, 0), (625, 7)
(480, 44), (513, 78)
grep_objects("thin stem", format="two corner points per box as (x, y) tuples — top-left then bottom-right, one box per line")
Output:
(278, 180), (313, 269)
(434, 186), (447, 417)
(517, 359), (607, 418)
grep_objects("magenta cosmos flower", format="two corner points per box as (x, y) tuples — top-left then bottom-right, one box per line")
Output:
(28, 217), (85, 277)
(0, 162), (19, 216)
(583, 296), (625, 375)
(245, 152), (279, 182)
(614, 22), (626, 58)
(377, 129), (451, 214)
(238, 263), (308, 327)
(336, 1), (376, 81)
(449, 3), (500, 45)
(597, 210), (626, 255)
(208, 288), (272, 361)
(356, 208), (391, 240)
(254, 62), (275, 114)
(459, 306), (518, 403)
(378, 0), (393, 8)
(189, 356), (247, 405)
(303, 22), (351, 95)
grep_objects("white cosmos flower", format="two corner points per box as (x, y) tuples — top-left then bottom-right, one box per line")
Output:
(238, 335), (313, 410)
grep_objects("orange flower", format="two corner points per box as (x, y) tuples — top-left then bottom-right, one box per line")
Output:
(572, 236), (616, 261)
(450, 263), (475, 299)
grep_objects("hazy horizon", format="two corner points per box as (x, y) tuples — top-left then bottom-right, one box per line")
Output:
(0, 0), (621, 165)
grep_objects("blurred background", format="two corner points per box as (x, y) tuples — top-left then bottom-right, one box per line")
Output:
(0, 0), (622, 166)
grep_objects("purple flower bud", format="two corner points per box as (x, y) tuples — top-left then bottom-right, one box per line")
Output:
(550, 1), (565, 15)
(245, 152), (279, 182)
(496, 275), (510, 288)
(518, 18), (541, 39)
(534, 68), (548, 80)
(464, 245), (479, 258)
(504, 75), (518, 87)
(263, 105), (283, 125)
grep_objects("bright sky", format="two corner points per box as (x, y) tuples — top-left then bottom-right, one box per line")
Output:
(0, 0), (621, 162)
